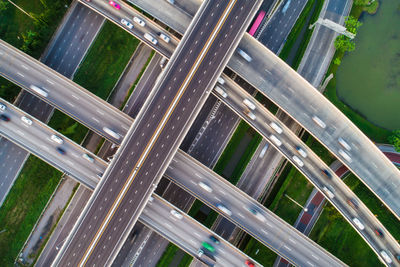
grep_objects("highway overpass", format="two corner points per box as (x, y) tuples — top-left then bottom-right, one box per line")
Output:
(0, 99), (346, 266)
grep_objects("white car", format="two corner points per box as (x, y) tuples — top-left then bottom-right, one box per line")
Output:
(21, 116), (32, 125)
(158, 32), (170, 43)
(269, 122), (283, 134)
(352, 217), (365, 230)
(133, 16), (145, 27)
(244, 109), (256, 121)
(82, 153), (94, 163)
(312, 115), (326, 129)
(144, 32), (158, 45)
(198, 181), (213, 193)
(121, 18), (133, 29)
(292, 155), (304, 167)
(215, 86), (227, 98)
(30, 85), (48, 97)
(295, 146), (307, 158)
(237, 48), (252, 62)
(338, 137), (351, 151)
(51, 134), (63, 144)
(103, 127), (120, 140)
(243, 98), (256, 110)
(0, 103), (6, 112)
(322, 186), (335, 198)
(170, 209), (183, 219)
(217, 77), (225, 85)
(269, 134), (282, 146)
(380, 250), (393, 264)
(339, 149), (352, 162)
(216, 203), (232, 216)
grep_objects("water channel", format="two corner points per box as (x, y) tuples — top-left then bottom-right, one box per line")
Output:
(336, 0), (400, 130)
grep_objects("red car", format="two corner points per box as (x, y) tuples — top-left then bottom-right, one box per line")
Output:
(108, 1), (121, 10)
(245, 260), (255, 267)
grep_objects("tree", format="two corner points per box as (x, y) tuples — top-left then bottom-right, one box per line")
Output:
(345, 16), (362, 34)
(354, 0), (369, 5)
(333, 57), (341, 65)
(388, 130), (400, 152)
(334, 35), (355, 53)
(0, 1), (9, 12)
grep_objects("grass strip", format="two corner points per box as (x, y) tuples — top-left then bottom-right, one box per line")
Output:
(156, 243), (180, 267)
(0, 156), (62, 266)
(309, 171), (400, 266)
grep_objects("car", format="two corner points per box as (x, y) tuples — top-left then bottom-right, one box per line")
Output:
(396, 254), (400, 262)
(108, 1), (120, 9)
(216, 203), (232, 216)
(295, 146), (307, 158)
(51, 134), (63, 144)
(339, 149), (352, 162)
(158, 32), (170, 43)
(259, 143), (269, 158)
(245, 260), (255, 267)
(312, 115), (326, 128)
(30, 85), (48, 97)
(248, 207), (265, 222)
(237, 48), (252, 62)
(269, 134), (282, 146)
(352, 217), (365, 230)
(380, 250), (392, 264)
(198, 181), (213, 193)
(322, 186), (335, 198)
(133, 16), (146, 27)
(97, 173), (103, 178)
(321, 169), (332, 179)
(347, 198), (359, 209)
(215, 86), (227, 98)
(209, 235), (220, 244)
(244, 109), (256, 120)
(21, 116), (32, 125)
(56, 147), (66, 155)
(217, 77), (225, 85)
(292, 155), (304, 167)
(0, 114), (10, 122)
(144, 32), (158, 45)
(374, 228), (384, 237)
(149, 196), (154, 202)
(338, 137), (351, 151)
(121, 18), (133, 29)
(170, 209), (183, 219)
(103, 127), (120, 140)
(243, 98), (256, 110)
(0, 102), (6, 112)
(201, 241), (215, 253)
(159, 57), (167, 68)
(82, 153), (95, 163)
(269, 122), (283, 134)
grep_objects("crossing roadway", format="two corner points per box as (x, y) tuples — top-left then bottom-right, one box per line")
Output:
(53, 0), (262, 265)
(0, 98), (346, 267)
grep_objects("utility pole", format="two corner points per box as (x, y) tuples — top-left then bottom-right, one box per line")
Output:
(284, 194), (308, 212)
(6, 0), (33, 19)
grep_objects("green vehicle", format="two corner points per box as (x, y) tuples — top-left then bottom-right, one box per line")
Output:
(202, 241), (215, 253)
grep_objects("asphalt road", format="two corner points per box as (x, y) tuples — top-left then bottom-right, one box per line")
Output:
(297, 0), (352, 86)
(0, 2), (104, 206)
(257, 0), (308, 53)
(0, 40), (132, 143)
(129, 0), (400, 222)
(54, 1), (261, 265)
(1, 97), (349, 266)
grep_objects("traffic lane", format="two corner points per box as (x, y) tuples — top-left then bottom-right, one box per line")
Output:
(231, 34), (400, 219)
(167, 152), (345, 266)
(140, 195), (259, 267)
(56, 0), (238, 264)
(0, 40), (132, 142)
(0, 99), (104, 187)
(216, 75), (400, 262)
(79, 0), (178, 57)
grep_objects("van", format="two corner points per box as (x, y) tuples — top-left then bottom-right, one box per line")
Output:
(269, 122), (283, 134)
(158, 32), (170, 43)
(237, 48), (252, 62)
(292, 155), (304, 167)
(30, 85), (48, 97)
(144, 32), (158, 45)
(338, 137), (351, 151)
(352, 217), (365, 230)
(243, 98), (256, 110)
(259, 144), (269, 158)
(312, 115), (326, 128)
(103, 127), (120, 140)
(215, 86), (227, 98)
(269, 134), (282, 146)
(380, 250), (393, 264)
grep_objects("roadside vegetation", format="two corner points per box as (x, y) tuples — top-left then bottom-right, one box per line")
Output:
(310, 172), (400, 266)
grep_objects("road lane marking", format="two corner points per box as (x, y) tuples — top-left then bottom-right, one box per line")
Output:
(78, 1), (238, 264)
